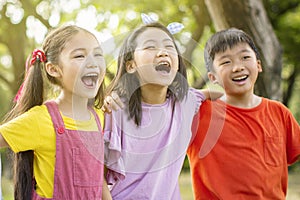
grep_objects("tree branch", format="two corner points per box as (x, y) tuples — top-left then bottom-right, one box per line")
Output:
(283, 64), (299, 106)
(22, 0), (51, 28)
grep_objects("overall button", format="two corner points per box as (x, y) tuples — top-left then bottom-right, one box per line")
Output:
(57, 127), (65, 134)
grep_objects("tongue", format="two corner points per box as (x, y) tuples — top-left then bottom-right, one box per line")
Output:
(82, 77), (94, 87)
(155, 64), (170, 73)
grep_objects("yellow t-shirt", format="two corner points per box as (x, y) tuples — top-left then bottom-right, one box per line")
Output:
(0, 104), (104, 198)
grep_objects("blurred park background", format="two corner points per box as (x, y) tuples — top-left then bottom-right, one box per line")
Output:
(0, 0), (300, 199)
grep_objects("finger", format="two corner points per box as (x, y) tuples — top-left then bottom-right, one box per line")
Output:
(101, 105), (111, 113)
(111, 91), (125, 109)
(107, 95), (121, 111)
(102, 98), (112, 113)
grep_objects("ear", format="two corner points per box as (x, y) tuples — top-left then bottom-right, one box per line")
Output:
(126, 60), (137, 74)
(257, 60), (262, 72)
(207, 71), (218, 84)
(45, 62), (62, 78)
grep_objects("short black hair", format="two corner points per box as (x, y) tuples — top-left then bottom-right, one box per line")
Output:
(204, 28), (260, 72)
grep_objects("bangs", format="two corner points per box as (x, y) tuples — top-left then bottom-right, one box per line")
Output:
(212, 32), (250, 54)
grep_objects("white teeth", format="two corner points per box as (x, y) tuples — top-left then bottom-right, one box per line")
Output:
(157, 61), (170, 66)
(85, 73), (98, 77)
(233, 75), (247, 81)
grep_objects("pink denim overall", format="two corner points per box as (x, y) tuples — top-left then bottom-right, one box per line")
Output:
(32, 101), (104, 200)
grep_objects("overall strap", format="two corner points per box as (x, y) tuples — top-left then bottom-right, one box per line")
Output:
(88, 107), (102, 132)
(45, 101), (65, 132)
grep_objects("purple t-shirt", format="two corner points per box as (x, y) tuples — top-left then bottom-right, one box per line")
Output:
(104, 88), (205, 199)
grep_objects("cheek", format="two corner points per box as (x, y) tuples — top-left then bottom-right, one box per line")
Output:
(171, 55), (179, 71)
(135, 51), (154, 66)
(99, 59), (106, 73)
(173, 61), (179, 71)
(136, 66), (153, 76)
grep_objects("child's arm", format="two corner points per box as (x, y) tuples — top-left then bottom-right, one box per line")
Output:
(101, 91), (124, 113)
(200, 89), (224, 100)
(0, 133), (9, 148)
(102, 178), (112, 200)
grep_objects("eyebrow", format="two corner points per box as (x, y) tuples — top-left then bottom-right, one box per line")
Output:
(70, 46), (102, 53)
(143, 38), (173, 44)
(217, 49), (252, 60)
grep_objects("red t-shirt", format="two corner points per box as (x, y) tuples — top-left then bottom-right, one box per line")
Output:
(187, 98), (300, 200)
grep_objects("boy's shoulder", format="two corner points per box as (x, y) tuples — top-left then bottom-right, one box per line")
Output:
(261, 97), (295, 118)
(262, 97), (287, 108)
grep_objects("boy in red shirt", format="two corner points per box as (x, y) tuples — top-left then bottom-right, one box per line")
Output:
(187, 28), (300, 199)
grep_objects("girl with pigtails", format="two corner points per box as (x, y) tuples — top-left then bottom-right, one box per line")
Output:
(0, 25), (111, 200)
(103, 15), (222, 199)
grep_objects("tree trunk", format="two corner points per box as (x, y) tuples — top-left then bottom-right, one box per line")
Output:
(185, 0), (212, 89)
(204, 0), (282, 100)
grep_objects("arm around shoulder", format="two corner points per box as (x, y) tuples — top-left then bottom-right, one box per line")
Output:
(200, 89), (224, 100)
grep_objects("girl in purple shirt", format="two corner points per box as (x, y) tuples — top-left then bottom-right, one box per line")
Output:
(103, 22), (217, 199)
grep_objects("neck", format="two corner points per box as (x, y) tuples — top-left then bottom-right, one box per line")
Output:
(220, 93), (261, 108)
(55, 92), (90, 120)
(140, 84), (168, 104)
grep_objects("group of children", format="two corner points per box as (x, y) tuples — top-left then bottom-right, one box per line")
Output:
(0, 15), (299, 200)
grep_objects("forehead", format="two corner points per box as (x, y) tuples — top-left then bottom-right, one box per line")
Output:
(63, 30), (100, 51)
(214, 42), (254, 58)
(136, 27), (173, 44)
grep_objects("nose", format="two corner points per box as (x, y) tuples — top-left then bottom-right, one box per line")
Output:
(156, 49), (169, 57)
(86, 54), (97, 68)
(232, 61), (244, 72)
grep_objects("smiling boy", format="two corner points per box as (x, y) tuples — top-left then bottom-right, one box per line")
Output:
(187, 28), (300, 199)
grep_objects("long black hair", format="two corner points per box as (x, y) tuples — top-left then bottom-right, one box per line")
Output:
(106, 22), (188, 126)
(3, 25), (105, 200)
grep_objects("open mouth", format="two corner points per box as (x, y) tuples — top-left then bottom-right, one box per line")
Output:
(155, 61), (171, 73)
(232, 75), (248, 82)
(81, 73), (99, 87)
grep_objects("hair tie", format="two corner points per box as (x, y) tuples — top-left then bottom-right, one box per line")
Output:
(30, 49), (47, 65)
(13, 49), (46, 102)
(141, 13), (184, 34)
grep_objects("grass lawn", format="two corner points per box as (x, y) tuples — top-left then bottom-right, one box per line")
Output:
(2, 176), (13, 200)
(2, 173), (194, 200)
(2, 172), (300, 200)
(179, 172), (194, 199)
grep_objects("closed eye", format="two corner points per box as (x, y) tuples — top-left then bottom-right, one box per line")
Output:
(74, 55), (85, 58)
(144, 46), (156, 50)
(243, 56), (251, 60)
(165, 44), (175, 48)
(220, 61), (231, 65)
(95, 53), (103, 57)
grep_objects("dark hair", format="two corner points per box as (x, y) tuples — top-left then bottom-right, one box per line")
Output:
(106, 22), (188, 126)
(3, 25), (105, 200)
(204, 28), (260, 72)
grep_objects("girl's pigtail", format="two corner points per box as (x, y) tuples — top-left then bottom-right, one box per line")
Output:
(8, 50), (46, 200)
(14, 151), (34, 200)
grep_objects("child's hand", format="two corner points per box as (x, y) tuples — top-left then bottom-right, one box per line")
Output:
(201, 89), (224, 100)
(101, 92), (124, 113)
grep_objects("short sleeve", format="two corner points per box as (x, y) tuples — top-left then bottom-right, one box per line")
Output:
(0, 106), (44, 152)
(188, 87), (206, 115)
(103, 112), (125, 185)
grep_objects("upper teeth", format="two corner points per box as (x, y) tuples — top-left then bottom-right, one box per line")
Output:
(233, 75), (247, 80)
(158, 61), (169, 66)
(85, 73), (98, 77)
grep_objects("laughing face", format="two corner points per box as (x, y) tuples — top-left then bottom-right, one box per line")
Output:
(208, 42), (262, 96)
(129, 27), (179, 87)
(58, 30), (106, 99)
